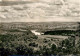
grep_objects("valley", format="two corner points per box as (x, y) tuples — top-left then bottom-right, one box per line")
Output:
(0, 22), (80, 55)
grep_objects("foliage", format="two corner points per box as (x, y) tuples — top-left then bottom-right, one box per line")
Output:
(44, 30), (76, 36)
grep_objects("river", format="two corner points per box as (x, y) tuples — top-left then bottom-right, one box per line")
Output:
(31, 30), (41, 35)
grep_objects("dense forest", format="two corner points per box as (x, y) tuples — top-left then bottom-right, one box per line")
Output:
(44, 30), (76, 36)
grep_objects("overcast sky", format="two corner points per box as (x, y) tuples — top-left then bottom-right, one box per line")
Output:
(67, 0), (80, 4)
(0, 0), (80, 22)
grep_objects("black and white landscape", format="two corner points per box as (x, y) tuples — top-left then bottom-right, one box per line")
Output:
(0, 0), (80, 56)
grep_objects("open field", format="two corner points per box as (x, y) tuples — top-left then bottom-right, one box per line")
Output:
(38, 35), (68, 39)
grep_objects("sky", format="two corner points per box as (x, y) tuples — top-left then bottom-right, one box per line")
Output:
(67, 0), (80, 4)
(0, 0), (80, 22)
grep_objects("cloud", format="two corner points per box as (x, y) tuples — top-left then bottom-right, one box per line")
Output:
(0, 0), (80, 22)
(67, 0), (80, 4)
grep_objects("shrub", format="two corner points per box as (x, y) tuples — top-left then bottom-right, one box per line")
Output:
(29, 42), (38, 47)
